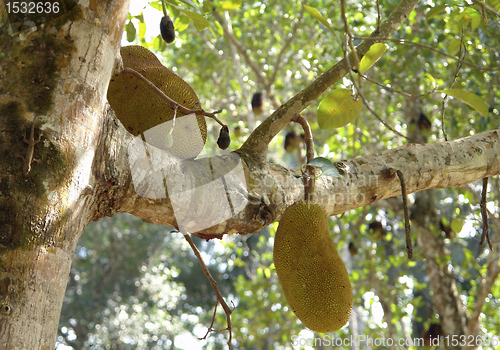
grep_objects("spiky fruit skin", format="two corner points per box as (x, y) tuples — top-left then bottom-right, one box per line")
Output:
(273, 201), (353, 333)
(107, 45), (207, 159)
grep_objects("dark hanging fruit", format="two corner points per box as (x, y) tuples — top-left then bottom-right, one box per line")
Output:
(160, 15), (175, 44)
(251, 92), (264, 116)
(217, 125), (231, 150)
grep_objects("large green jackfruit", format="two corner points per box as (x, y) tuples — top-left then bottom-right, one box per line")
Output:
(107, 45), (207, 159)
(273, 201), (353, 333)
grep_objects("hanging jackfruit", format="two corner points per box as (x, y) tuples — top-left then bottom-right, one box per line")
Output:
(273, 201), (353, 333)
(107, 45), (207, 159)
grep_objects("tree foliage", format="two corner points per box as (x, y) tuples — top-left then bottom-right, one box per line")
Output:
(58, 0), (500, 348)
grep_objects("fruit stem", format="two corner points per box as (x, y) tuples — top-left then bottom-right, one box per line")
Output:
(292, 113), (315, 201)
(161, 0), (168, 17)
(121, 67), (224, 126)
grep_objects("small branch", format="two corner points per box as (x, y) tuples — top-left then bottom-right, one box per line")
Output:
(121, 67), (224, 126)
(341, 0), (361, 83)
(397, 170), (413, 259)
(213, 11), (264, 86)
(440, 28), (466, 142)
(292, 114), (315, 201)
(292, 114), (314, 164)
(362, 74), (437, 98)
(351, 36), (500, 72)
(161, 0), (167, 17)
(183, 233), (233, 349)
(479, 177), (493, 250)
(268, 8), (305, 90)
(342, 47), (418, 143)
(376, 0), (382, 30)
(471, 0), (500, 19)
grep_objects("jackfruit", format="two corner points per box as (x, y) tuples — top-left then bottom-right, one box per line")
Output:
(107, 45), (207, 159)
(273, 201), (353, 333)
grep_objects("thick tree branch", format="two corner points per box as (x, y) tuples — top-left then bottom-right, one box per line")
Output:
(239, 0), (422, 161)
(111, 121), (500, 239)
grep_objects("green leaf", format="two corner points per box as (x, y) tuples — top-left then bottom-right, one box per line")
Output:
(437, 89), (489, 117)
(426, 5), (447, 20)
(450, 218), (464, 233)
(221, 0), (242, 10)
(135, 14), (144, 22)
(448, 38), (461, 56)
(126, 21), (136, 42)
(307, 157), (341, 178)
(461, 8), (482, 30)
(173, 15), (191, 33)
(165, 0), (196, 8)
(424, 73), (436, 89)
(359, 43), (387, 73)
(303, 5), (335, 35)
(138, 21), (146, 39)
(317, 89), (362, 129)
(178, 9), (209, 31)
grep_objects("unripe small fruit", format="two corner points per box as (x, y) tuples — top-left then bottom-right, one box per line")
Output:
(160, 16), (175, 44)
(217, 125), (230, 150)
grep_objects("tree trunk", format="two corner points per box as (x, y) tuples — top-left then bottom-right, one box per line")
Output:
(0, 1), (129, 348)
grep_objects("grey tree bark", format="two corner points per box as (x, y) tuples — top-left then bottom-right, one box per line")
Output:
(0, 1), (129, 348)
(0, 0), (498, 349)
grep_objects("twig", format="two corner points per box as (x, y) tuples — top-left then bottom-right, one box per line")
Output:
(183, 233), (233, 349)
(376, 0), (381, 30)
(292, 114), (314, 164)
(396, 170), (413, 259)
(341, 0), (360, 83)
(213, 11), (264, 86)
(121, 67), (225, 126)
(479, 177), (493, 250)
(161, 0), (167, 17)
(471, 0), (499, 19)
(267, 8), (305, 91)
(350, 36), (500, 72)
(440, 28), (466, 141)
(292, 114), (315, 201)
(342, 40), (419, 143)
(361, 74), (437, 98)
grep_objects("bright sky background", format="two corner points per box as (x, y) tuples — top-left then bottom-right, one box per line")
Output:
(124, 1), (162, 45)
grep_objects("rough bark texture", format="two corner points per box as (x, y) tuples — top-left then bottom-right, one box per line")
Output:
(115, 128), (500, 239)
(0, 1), (129, 348)
(0, 0), (498, 348)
